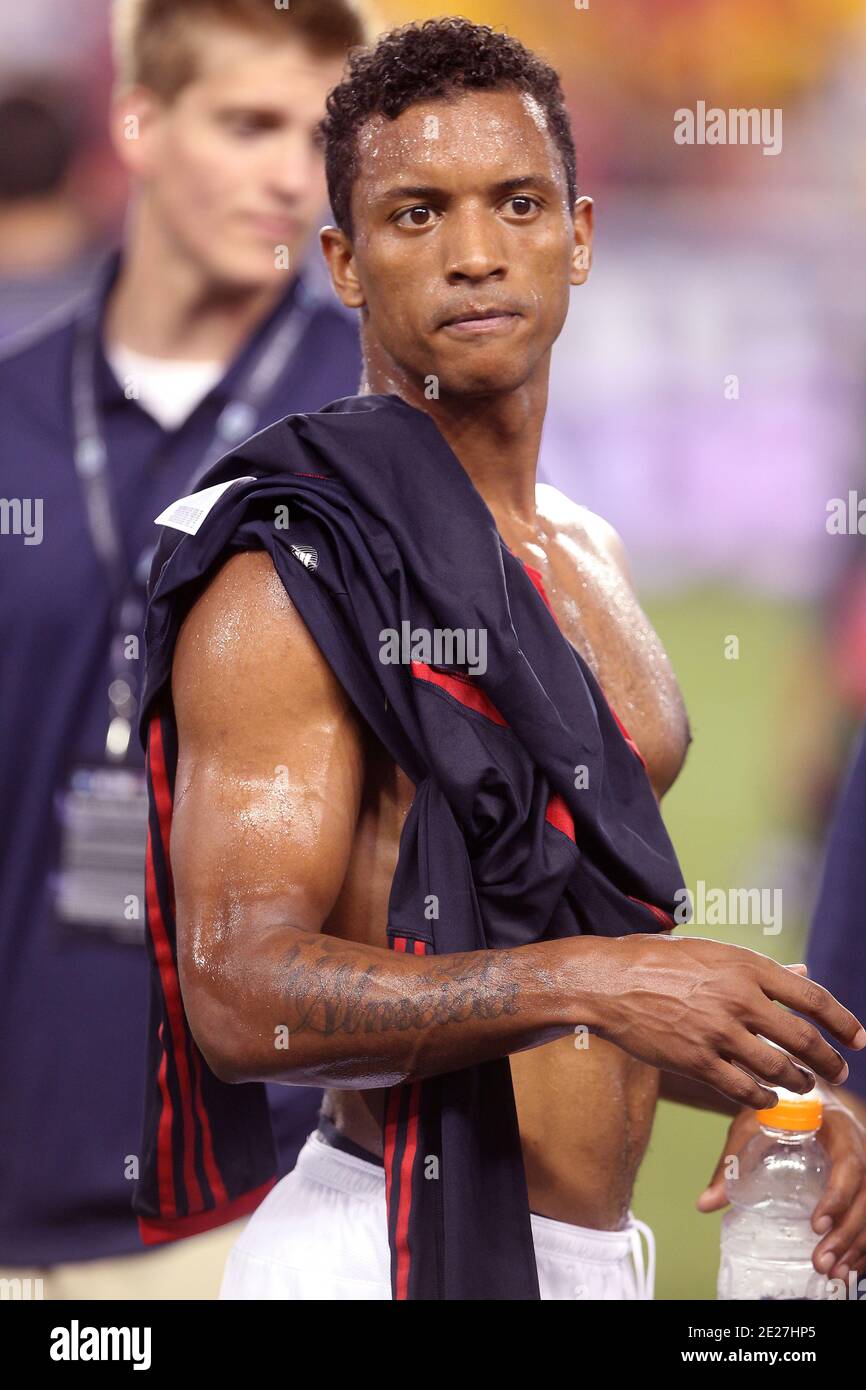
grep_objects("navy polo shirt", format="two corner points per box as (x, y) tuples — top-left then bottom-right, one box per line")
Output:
(0, 251), (362, 1264)
(807, 728), (866, 1103)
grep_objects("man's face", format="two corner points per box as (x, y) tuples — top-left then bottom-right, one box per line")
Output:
(116, 25), (347, 287)
(331, 88), (590, 397)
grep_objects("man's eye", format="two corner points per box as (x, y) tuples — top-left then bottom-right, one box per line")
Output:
(393, 198), (540, 228)
(225, 115), (267, 137)
(505, 196), (540, 217)
(394, 206), (436, 229)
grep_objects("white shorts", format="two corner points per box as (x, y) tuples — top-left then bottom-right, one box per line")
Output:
(220, 1130), (655, 1301)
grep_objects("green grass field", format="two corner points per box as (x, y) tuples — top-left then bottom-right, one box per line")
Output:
(634, 586), (824, 1299)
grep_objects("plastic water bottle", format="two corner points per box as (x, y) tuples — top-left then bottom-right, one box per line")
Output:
(717, 1086), (830, 1300)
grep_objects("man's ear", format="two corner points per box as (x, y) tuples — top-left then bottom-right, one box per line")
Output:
(570, 196), (594, 287)
(319, 226), (366, 312)
(109, 85), (165, 179)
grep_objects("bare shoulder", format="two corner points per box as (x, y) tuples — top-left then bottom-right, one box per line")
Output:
(535, 483), (632, 579)
(171, 549), (355, 743)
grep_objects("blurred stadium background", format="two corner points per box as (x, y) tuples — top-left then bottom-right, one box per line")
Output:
(4, 0), (866, 1299)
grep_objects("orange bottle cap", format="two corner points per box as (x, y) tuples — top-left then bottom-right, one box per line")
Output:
(757, 1092), (823, 1132)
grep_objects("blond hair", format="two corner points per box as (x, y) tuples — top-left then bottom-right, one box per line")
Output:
(112, 0), (374, 99)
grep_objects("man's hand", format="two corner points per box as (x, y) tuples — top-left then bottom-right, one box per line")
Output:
(585, 935), (866, 1109)
(696, 1090), (866, 1281)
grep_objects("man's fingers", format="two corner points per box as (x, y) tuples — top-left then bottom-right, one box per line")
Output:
(697, 1111), (757, 1213)
(747, 1005), (849, 1085)
(833, 1232), (866, 1281)
(834, 1245), (866, 1281)
(813, 1185), (866, 1279)
(702, 1058), (779, 1112)
(812, 1150), (862, 1236)
(696, 1146), (729, 1212)
(696, 1180), (727, 1213)
(725, 1030), (815, 1094)
(760, 964), (866, 1052)
(811, 1113), (866, 1274)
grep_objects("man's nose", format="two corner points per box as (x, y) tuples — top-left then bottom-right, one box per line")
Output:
(443, 207), (508, 281)
(265, 131), (324, 202)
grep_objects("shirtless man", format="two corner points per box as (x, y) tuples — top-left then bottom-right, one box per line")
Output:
(165, 20), (866, 1298)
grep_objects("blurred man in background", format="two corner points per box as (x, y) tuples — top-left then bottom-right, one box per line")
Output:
(0, 82), (103, 338)
(0, 0), (370, 1297)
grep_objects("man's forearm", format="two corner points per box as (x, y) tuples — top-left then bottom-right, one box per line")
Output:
(189, 924), (599, 1088)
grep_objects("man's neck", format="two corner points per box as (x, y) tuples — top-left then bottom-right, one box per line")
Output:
(361, 345), (550, 538)
(104, 208), (287, 363)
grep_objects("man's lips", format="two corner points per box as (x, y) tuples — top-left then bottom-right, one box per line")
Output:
(439, 309), (523, 335)
(440, 306), (522, 326)
(245, 213), (305, 240)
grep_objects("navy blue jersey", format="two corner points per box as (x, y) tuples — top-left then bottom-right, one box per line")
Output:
(135, 392), (685, 1298)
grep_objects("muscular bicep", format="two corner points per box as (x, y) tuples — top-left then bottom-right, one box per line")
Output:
(169, 550), (364, 1000)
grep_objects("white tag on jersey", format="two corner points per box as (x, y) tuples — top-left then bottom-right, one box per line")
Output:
(154, 476), (257, 536)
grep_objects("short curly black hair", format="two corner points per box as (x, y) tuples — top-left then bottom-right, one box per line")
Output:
(317, 16), (578, 240)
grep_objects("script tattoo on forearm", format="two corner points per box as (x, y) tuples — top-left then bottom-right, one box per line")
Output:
(280, 934), (522, 1037)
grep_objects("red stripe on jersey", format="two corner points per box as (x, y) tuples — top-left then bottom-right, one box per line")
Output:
(411, 660), (508, 727)
(394, 1079), (422, 1300)
(138, 1175), (276, 1245)
(628, 894), (676, 931)
(149, 715), (229, 1210)
(146, 719), (202, 1215)
(384, 936), (428, 1300)
(522, 560), (554, 616)
(383, 936), (408, 1232)
(153, 1019), (175, 1218)
(545, 792), (576, 842)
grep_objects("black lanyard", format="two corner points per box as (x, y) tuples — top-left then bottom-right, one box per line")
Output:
(71, 276), (320, 762)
